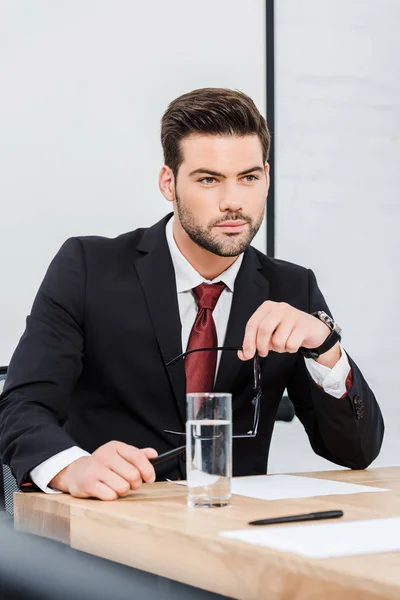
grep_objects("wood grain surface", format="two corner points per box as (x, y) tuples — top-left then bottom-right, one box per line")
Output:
(14, 467), (400, 600)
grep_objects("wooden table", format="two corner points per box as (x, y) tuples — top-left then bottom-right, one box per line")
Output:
(14, 467), (400, 600)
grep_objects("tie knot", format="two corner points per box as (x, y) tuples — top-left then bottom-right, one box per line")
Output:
(193, 282), (226, 311)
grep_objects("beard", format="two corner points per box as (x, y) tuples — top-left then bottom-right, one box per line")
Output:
(175, 191), (264, 257)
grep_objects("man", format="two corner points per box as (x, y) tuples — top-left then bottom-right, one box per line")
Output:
(0, 88), (384, 501)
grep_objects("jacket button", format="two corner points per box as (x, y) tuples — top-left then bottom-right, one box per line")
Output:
(353, 394), (361, 406)
(356, 407), (365, 420)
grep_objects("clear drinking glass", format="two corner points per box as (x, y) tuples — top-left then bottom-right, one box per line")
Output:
(186, 393), (232, 508)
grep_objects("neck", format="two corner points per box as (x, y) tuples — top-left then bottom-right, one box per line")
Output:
(172, 216), (238, 280)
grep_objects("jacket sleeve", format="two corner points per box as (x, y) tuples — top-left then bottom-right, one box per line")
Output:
(0, 238), (86, 486)
(286, 269), (384, 470)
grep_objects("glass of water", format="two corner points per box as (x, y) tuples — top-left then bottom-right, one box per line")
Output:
(186, 393), (232, 508)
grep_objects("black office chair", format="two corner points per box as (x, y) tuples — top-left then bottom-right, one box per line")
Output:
(0, 366), (8, 513)
(0, 367), (19, 516)
(276, 393), (295, 422)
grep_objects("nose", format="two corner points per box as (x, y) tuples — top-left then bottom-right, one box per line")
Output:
(218, 185), (243, 213)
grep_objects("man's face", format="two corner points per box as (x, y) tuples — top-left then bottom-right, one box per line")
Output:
(173, 134), (269, 257)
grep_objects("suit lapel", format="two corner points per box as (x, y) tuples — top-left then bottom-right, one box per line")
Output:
(133, 216), (270, 422)
(214, 248), (270, 402)
(133, 215), (186, 424)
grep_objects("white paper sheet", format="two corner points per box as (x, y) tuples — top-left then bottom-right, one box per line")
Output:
(168, 474), (388, 501)
(187, 469), (220, 488)
(231, 475), (388, 500)
(220, 517), (400, 558)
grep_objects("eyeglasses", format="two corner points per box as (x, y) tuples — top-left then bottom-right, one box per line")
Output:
(164, 346), (261, 439)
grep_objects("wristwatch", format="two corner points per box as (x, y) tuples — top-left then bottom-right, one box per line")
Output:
(301, 311), (342, 359)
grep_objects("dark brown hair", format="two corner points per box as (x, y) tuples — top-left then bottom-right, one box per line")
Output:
(161, 88), (271, 176)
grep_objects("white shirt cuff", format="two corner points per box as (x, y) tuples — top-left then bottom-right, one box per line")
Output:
(30, 446), (90, 493)
(304, 343), (351, 399)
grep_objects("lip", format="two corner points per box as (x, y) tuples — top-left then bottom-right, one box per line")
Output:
(215, 221), (248, 233)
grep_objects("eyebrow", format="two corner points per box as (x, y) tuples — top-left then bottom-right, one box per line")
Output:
(188, 166), (265, 178)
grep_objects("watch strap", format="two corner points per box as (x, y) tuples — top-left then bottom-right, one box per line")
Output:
(300, 311), (342, 359)
(301, 329), (341, 359)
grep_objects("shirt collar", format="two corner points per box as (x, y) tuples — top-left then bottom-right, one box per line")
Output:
(165, 216), (244, 294)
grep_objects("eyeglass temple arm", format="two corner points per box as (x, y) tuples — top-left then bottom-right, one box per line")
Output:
(165, 346), (242, 367)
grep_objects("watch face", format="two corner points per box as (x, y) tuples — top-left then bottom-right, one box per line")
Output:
(317, 311), (342, 335)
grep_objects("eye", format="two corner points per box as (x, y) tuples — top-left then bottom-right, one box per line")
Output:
(242, 175), (259, 182)
(198, 177), (217, 185)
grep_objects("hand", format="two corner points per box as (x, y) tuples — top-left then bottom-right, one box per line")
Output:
(49, 441), (158, 500)
(238, 301), (333, 361)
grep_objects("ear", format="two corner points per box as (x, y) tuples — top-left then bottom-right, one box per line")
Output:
(158, 166), (176, 203)
(264, 163), (271, 193)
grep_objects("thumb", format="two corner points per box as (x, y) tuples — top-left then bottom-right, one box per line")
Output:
(141, 447), (158, 459)
(237, 349), (246, 361)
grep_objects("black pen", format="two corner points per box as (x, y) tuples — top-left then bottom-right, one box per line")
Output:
(248, 510), (344, 526)
(149, 445), (186, 466)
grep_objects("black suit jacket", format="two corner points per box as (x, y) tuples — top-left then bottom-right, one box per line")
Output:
(0, 214), (384, 486)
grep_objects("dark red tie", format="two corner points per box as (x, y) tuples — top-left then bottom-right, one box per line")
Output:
(185, 282), (226, 394)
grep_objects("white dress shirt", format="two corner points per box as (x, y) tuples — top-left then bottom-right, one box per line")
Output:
(31, 217), (351, 493)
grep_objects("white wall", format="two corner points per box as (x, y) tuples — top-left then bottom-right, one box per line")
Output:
(0, 0), (267, 364)
(269, 0), (400, 473)
(3, 1), (397, 473)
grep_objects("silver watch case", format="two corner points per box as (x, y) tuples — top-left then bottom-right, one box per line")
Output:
(313, 310), (342, 337)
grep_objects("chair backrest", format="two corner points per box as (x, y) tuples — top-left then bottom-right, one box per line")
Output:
(0, 369), (6, 393)
(0, 369), (7, 512)
(276, 394), (295, 422)
(0, 462), (4, 512)
(0, 367), (19, 515)
(1, 464), (18, 515)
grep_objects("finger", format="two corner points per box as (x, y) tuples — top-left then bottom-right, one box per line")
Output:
(106, 454), (143, 490)
(92, 481), (119, 501)
(270, 322), (295, 353)
(255, 314), (281, 357)
(70, 480), (118, 501)
(237, 349), (246, 361)
(242, 305), (272, 360)
(99, 468), (132, 497)
(242, 322), (258, 360)
(117, 444), (156, 484)
(141, 447), (158, 459)
(285, 326), (305, 353)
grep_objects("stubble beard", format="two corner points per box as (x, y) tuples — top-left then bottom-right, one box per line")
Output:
(175, 192), (264, 257)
